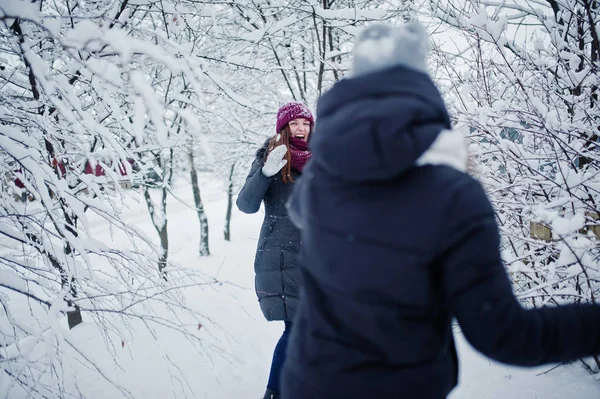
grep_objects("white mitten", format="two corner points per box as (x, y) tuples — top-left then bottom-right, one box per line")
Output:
(262, 145), (288, 178)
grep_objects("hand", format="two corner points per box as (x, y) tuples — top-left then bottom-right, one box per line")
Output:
(262, 145), (288, 178)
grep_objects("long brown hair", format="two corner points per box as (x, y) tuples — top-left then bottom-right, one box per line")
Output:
(265, 124), (312, 184)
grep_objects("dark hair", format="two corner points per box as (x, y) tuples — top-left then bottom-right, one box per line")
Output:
(265, 124), (313, 184)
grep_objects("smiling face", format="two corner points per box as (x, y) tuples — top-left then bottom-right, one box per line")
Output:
(288, 118), (311, 142)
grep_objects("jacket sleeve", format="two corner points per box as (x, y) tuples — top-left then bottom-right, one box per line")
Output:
(441, 178), (600, 366)
(236, 145), (272, 214)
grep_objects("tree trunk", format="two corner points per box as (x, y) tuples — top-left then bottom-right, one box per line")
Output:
(64, 273), (82, 329)
(316, 0), (328, 97)
(158, 189), (169, 276)
(224, 162), (235, 241)
(144, 185), (169, 279)
(63, 203), (83, 328)
(189, 150), (210, 256)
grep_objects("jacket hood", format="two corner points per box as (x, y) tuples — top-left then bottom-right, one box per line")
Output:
(310, 66), (452, 182)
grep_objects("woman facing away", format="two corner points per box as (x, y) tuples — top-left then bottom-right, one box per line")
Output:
(236, 101), (314, 399)
(280, 22), (600, 399)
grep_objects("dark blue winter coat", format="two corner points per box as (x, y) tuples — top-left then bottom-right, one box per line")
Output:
(236, 141), (301, 321)
(280, 66), (600, 399)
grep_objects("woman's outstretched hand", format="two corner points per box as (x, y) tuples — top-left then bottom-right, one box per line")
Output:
(262, 145), (288, 177)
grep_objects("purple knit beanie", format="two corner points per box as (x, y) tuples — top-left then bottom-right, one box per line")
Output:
(276, 101), (314, 133)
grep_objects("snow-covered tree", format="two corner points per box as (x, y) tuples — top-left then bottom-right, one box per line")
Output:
(0, 0), (210, 395)
(426, 0), (600, 370)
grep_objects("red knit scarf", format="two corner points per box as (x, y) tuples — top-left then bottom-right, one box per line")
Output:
(289, 137), (312, 172)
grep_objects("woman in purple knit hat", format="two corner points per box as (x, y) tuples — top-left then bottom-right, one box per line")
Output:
(236, 101), (314, 399)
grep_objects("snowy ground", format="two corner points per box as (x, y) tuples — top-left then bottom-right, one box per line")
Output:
(33, 174), (600, 398)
